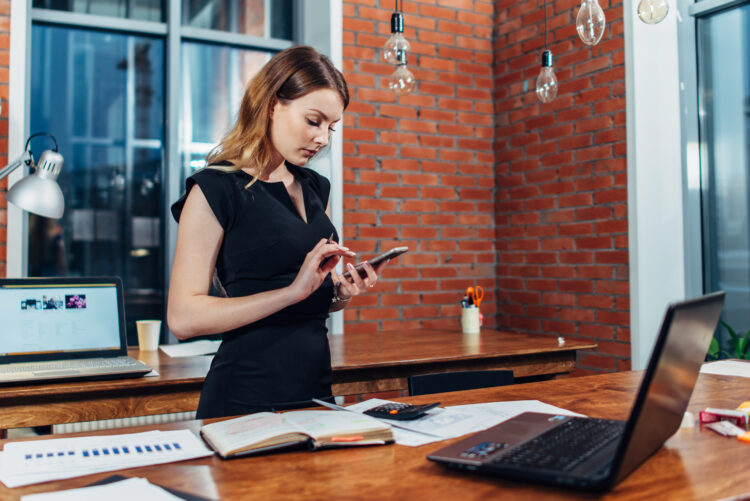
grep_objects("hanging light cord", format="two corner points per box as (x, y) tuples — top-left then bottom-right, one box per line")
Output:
(544, 0), (548, 50)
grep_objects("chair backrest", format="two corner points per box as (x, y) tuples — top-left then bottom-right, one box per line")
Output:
(407, 369), (514, 396)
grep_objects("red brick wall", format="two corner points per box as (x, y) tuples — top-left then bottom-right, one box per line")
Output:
(341, 0), (498, 335)
(0, 0), (8, 278)
(2, 2), (630, 374)
(493, 0), (629, 374)
(341, 0), (629, 375)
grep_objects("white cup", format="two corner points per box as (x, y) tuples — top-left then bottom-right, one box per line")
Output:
(136, 320), (161, 351)
(461, 307), (480, 335)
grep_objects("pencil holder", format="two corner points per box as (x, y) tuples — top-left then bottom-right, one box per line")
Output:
(461, 307), (480, 335)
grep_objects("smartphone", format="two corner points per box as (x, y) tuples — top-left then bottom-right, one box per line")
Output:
(342, 246), (409, 279)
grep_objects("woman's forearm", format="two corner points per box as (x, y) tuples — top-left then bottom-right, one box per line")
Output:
(167, 285), (303, 339)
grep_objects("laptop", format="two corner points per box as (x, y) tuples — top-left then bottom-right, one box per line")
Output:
(0, 277), (153, 384)
(428, 291), (725, 491)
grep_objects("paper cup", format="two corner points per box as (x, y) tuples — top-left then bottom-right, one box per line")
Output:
(461, 308), (480, 335)
(136, 320), (161, 351)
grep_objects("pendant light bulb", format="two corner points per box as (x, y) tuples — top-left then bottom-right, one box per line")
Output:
(383, 12), (410, 64)
(536, 51), (558, 103)
(576, 0), (606, 46)
(389, 56), (416, 96)
(637, 0), (669, 24)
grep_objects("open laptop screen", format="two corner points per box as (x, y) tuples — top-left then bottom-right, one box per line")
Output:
(0, 278), (126, 362)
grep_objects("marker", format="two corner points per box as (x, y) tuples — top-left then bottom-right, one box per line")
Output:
(330, 436), (365, 442)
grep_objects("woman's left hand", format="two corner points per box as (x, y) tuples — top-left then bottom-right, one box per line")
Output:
(333, 260), (388, 301)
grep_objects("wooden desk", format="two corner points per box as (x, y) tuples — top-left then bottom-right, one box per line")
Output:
(329, 329), (595, 394)
(0, 329), (594, 430)
(2, 371), (748, 500)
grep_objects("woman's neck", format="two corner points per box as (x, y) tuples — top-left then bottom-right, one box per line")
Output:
(242, 155), (291, 184)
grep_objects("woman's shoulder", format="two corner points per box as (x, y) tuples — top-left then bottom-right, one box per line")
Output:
(189, 165), (250, 191)
(192, 162), (239, 179)
(171, 166), (244, 224)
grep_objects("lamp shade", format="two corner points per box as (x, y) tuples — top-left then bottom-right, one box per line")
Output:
(7, 150), (65, 219)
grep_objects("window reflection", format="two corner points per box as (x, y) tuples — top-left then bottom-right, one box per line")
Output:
(182, 0), (294, 39)
(180, 42), (270, 180)
(33, 0), (163, 22)
(30, 25), (165, 343)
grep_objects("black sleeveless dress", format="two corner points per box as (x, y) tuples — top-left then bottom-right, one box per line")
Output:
(170, 163), (336, 419)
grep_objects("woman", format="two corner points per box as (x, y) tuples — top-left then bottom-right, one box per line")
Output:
(168, 46), (385, 419)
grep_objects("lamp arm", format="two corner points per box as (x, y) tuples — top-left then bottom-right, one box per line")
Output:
(0, 151), (33, 181)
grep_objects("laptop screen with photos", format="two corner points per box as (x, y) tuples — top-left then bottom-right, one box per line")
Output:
(0, 277), (127, 363)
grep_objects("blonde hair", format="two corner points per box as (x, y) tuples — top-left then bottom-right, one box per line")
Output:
(206, 46), (349, 186)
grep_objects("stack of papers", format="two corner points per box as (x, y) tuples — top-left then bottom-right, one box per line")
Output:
(21, 477), (183, 501)
(159, 340), (220, 358)
(700, 360), (750, 378)
(0, 430), (212, 488)
(345, 399), (585, 447)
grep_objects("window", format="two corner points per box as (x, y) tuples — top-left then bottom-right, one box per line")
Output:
(32, 0), (163, 21)
(697, 3), (750, 347)
(180, 43), (270, 178)
(27, 2), (297, 343)
(30, 25), (166, 338)
(182, 0), (294, 39)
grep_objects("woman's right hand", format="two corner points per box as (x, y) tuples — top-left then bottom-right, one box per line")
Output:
(288, 238), (355, 302)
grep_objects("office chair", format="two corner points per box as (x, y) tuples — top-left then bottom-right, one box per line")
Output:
(407, 369), (514, 396)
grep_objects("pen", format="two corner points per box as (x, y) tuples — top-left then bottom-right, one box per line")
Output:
(320, 233), (335, 269)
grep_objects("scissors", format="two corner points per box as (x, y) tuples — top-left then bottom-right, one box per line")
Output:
(469, 285), (484, 308)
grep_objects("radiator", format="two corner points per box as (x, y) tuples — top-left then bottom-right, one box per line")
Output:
(52, 398), (346, 434)
(52, 411), (196, 434)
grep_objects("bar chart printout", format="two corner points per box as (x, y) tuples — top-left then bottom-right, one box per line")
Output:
(0, 429), (213, 488)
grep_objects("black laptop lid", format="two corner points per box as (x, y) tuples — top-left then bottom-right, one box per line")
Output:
(611, 291), (724, 484)
(0, 277), (128, 363)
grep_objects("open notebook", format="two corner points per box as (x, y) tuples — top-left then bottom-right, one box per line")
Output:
(0, 277), (152, 384)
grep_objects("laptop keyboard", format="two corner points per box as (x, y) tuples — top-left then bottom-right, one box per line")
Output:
(0, 357), (140, 374)
(491, 417), (625, 473)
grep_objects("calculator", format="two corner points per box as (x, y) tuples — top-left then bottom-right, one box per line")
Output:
(363, 402), (441, 421)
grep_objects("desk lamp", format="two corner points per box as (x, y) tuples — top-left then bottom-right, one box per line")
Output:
(0, 132), (65, 219)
